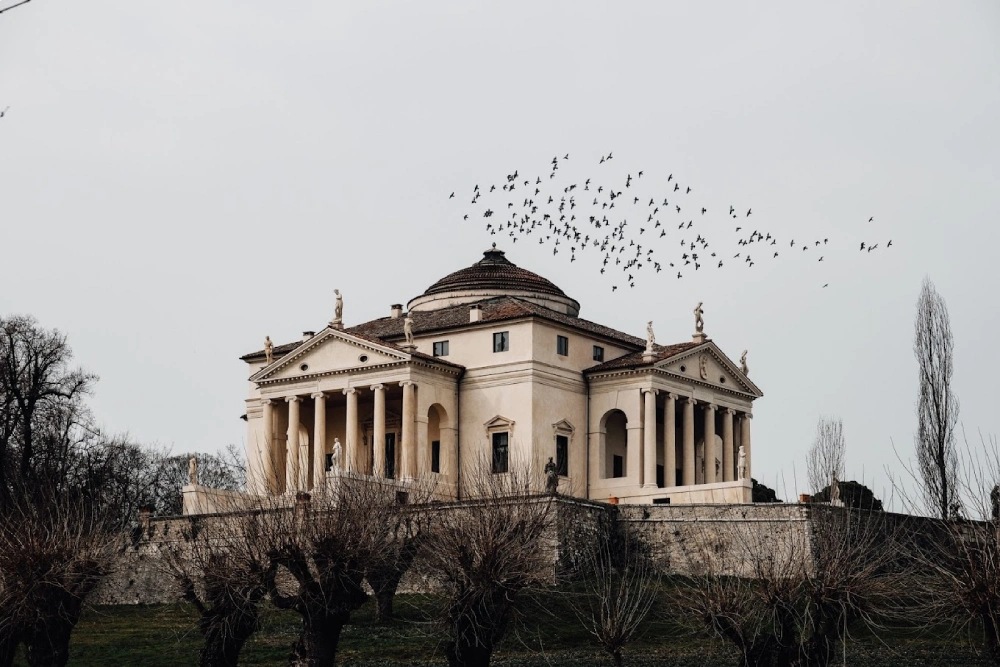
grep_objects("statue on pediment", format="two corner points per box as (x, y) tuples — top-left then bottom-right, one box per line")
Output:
(403, 315), (415, 347)
(645, 321), (655, 353)
(740, 350), (749, 376)
(264, 336), (274, 365)
(331, 289), (344, 326)
(188, 456), (198, 486)
(694, 302), (704, 333)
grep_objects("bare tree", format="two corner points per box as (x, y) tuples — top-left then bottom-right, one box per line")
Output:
(158, 503), (275, 667)
(668, 505), (905, 667)
(914, 277), (959, 520)
(420, 458), (555, 667)
(364, 507), (429, 625)
(807, 417), (845, 497)
(569, 512), (659, 667)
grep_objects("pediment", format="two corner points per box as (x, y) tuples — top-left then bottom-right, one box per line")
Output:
(656, 342), (762, 397)
(552, 419), (576, 434)
(484, 414), (516, 430)
(250, 329), (409, 384)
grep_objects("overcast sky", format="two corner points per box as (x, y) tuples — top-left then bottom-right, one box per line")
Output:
(2, 1), (997, 505)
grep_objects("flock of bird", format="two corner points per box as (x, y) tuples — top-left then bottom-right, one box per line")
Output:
(449, 153), (893, 292)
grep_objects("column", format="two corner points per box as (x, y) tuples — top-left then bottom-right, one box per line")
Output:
(663, 393), (676, 488)
(741, 413), (752, 480)
(344, 387), (358, 473)
(261, 399), (275, 494)
(312, 392), (326, 490)
(286, 396), (300, 493)
(682, 398), (695, 486)
(722, 408), (734, 482)
(401, 380), (416, 480)
(704, 403), (717, 484)
(642, 389), (658, 488)
(371, 384), (386, 478)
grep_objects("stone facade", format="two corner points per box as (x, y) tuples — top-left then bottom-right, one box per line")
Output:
(217, 246), (762, 513)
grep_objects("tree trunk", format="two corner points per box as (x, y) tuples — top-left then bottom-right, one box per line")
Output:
(444, 639), (494, 667)
(24, 617), (74, 667)
(982, 613), (1000, 666)
(374, 587), (396, 625)
(199, 609), (259, 667)
(291, 613), (347, 667)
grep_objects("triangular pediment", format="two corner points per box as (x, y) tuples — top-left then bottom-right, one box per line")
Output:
(250, 328), (409, 384)
(552, 419), (576, 434)
(656, 342), (762, 397)
(484, 414), (516, 430)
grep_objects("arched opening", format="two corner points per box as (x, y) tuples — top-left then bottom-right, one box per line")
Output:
(426, 403), (454, 480)
(428, 404), (442, 474)
(600, 409), (628, 479)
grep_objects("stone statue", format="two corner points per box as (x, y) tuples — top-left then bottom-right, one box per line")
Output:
(403, 315), (414, 347)
(737, 445), (747, 481)
(645, 321), (655, 352)
(544, 457), (559, 495)
(331, 438), (342, 472)
(188, 456), (198, 486)
(331, 289), (344, 326)
(694, 302), (704, 333)
(740, 349), (749, 376)
(830, 474), (842, 506)
(264, 336), (274, 365)
(699, 354), (709, 380)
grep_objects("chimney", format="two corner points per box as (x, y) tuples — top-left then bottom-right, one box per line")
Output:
(469, 304), (482, 323)
(302, 331), (315, 341)
(391, 304), (403, 319)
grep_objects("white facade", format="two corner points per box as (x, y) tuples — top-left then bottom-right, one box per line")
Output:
(230, 247), (762, 509)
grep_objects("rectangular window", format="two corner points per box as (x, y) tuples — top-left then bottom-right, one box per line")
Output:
(656, 464), (664, 488)
(493, 331), (509, 353)
(433, 341), (449, 357)
(556, 335), (569, 356)
(612, 455), (624, 478)
(491, 432), (509, 473)
(431, 440), (441, 473)
(593, 345), (604, 362)
(556, 435), (568, 476)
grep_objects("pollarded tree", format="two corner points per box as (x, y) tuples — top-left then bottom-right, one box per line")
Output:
(913, 277), (959, 520)
(421, 458), (555, 667)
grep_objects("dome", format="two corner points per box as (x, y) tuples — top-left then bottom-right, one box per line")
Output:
(407, 245), (581, 316)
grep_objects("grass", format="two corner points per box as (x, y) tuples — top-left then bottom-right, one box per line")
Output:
(11, 594), (994, 666)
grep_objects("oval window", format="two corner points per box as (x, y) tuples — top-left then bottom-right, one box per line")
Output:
(359, 354), (369, 363)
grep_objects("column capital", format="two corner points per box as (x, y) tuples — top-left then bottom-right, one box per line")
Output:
(343, 387), (357, 395)
(663, 391), (676, 401)
(742, 412), (753, 420)
(261, 398), (273, 406)
(399, 380), (415, 388)
(311, 392), (325, 400)
(641, 388), (659, 396)
(370, 383), (385, 392)
(683, 396), (697, 405)
(724, 406), (736, 415)
(285, 395), (300, 403)
(705, 403), (717, 411)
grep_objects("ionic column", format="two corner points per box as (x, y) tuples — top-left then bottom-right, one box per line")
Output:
(741, 413), (752, 480)
(286, 396), (301, 493)
(312, 392), (326, 490)
(722, 408), (735, 482)
(371, 384), (386, 478)
(682, 398), (695, 486)
(642, 389), (658, 488)
(663, 393), (676, 488)
(261, 399), (276, 494)
(704, 403), (717, 484)
(401, 381), (416, 479)
(344, 387), (358, 473)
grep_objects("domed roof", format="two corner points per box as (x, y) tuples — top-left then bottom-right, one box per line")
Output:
(407, 245), (580, 316)
(422, 245), (567, 298)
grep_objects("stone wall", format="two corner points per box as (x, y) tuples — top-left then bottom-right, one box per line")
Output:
(90, 499), (814, 606)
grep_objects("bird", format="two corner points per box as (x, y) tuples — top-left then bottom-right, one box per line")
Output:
(746, 209), (752, 217)
(859, 242), (865, 251)
(449, 192), (455, 199)
(0, 106), (8, 118)
(823, 283), (829, 288)
(869, 217), (873, 222)
(887, 240), (893, 247)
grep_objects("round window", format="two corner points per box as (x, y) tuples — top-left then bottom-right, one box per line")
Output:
(679, 365), (686, 373)
(300, 363), (309, 372)
(359, 354), (369, 363)
(719, 376), (726, 384)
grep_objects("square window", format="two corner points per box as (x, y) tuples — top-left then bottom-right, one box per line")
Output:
(433, 341), (449, 357)
(593, 345), (604, 362)
(557, 335), (569, 356)
(431, 440), (441, 473)
(556, 435), (568, 476)
(492, 432), (509, 473)
(493, 331), (509, 353)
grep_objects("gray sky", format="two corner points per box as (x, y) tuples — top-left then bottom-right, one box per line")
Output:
(2, 1), (997, 504)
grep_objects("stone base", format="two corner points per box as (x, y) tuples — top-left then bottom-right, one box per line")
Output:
(182, 484), (249, 515)
(328, 321), (344, 330)
(400, 344), (417, 352)
(692, 332), (708, 343)
(590, 478), (752, 505)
